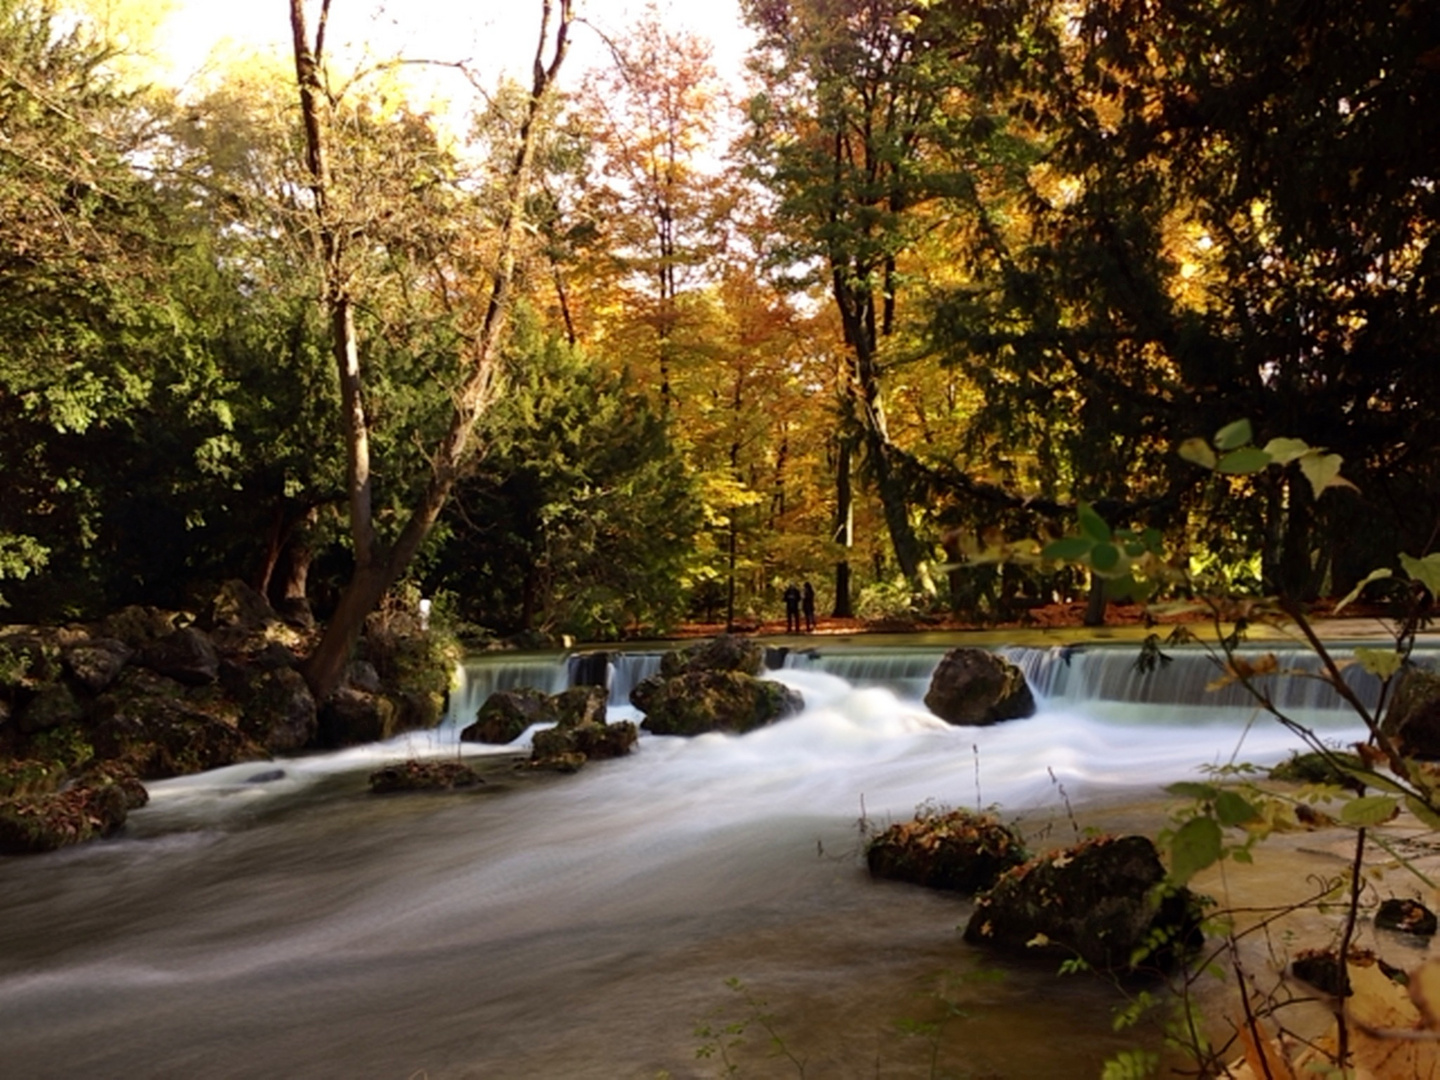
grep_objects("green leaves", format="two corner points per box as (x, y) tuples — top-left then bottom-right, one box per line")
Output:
(1177, 421), (1354, 497)
(1354, 647), (1404, 680)
(1168, 816), (1223, 885)
(1334, 568), (1393, 613)
(1213, 419), (1253, 451)
(1401, 553), (1440, 599)
(1078, 502), (1111, 542)
(1339, 795), (1399, 827)
(1215, 447), (1271, 475)
(1177, 437), (1217, 470)
(1041, 503), (1168, 603)
(1163, 783), (1261, 884)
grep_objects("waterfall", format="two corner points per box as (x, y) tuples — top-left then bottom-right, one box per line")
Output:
(451, 639), (1434, 727)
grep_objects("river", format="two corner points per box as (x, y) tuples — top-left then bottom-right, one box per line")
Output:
(0, 640), (1406, 1077)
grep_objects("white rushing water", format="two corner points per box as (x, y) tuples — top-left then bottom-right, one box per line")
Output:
(0, 640), (1420, 1079)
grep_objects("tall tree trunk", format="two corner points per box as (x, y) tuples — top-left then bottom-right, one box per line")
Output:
(832, 435), (854, 618)
(289, 0), (573, 702)
(832, 274), (923, 584)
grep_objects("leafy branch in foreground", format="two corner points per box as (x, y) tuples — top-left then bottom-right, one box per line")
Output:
(1041, 419), (1440, 1077)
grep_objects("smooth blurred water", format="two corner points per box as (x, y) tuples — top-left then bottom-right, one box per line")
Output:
(0, 641), (1417, 1078)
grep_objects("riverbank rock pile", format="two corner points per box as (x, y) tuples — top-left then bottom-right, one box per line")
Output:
(0, 580), (452, 854)
(923, 648), (1035, 726)
(866, 807), (1028, 894)
(629, 633), (803, 736)
(963, 834), (1202, 973)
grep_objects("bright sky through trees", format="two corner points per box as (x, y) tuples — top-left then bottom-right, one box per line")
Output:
(155, 0), (752, 92)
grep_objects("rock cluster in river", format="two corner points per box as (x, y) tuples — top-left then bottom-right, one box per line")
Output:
(629, 633), (804, 736)
(0, 580), (453, 854)
(462, 684), (638, 772)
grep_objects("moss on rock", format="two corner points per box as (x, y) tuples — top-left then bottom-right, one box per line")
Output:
(866, 807), (1028, 894)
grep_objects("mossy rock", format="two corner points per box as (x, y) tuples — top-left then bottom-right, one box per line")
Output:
(1269, 750), (1366, 791)
(964, 834), (1202, 973)
(866, 808), (1028, 895)
(16, 682), (86, 734)
(552, 685), (608, 728)
(635, 670), (803, 736)
(657, 633), (765, 678)
(368, 760), (483, 794)
(92, 668), (263, 779)
(0, 780), (131, 855)
(462, 687), (552, 744)
(531, 719), (638, 769)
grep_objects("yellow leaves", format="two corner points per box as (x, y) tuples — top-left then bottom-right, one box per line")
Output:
(1232, 1018), (1299, 1080)
(1224, 957), (1440, 1080)
(1207, 653), (1279, 691)
(1410, 960), (1440, 1028)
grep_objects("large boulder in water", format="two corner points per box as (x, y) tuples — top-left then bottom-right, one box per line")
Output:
(866, 808), (1028, 895)
(1381, 666), (1440, 759)
(924, 648), (1035, 726)
(963, 834), (1202, 973)
(628, 633), (802, 737)
(633, 670), (803, 736)
(461, 687), (552, 744)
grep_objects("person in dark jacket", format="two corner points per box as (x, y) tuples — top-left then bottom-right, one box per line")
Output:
(783, 583), (802, 633)
(801, 582), (816, 632)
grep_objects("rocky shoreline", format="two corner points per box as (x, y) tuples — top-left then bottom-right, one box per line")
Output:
(0, 580), (454, 854)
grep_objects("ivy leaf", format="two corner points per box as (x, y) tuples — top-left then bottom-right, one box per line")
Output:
(1214, 419), (1253, 451)
(1261, 437), (1312, 465)
(1043, 536), (1094, 561)
(1169, 816), (1223, 884)
(1078, 501), (1111, 542)
(1339, 795), (1399, 827)
(1297, 451), (1353, 496)
(1216, 447), (1272, 474)
(1401, 553), (1440, 599)
(1215, 790), (1260, 827)
(1178, 437), (1218, 470)
(1354, 647), (1404, 680)
(1334, 568), (1392, 614)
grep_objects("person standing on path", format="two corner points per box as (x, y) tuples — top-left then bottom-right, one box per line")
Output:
(801, 582), (816, 633)
(783, 583), (802, 633)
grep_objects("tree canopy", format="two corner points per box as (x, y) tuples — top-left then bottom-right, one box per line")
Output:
(2, 0), (1436, 647)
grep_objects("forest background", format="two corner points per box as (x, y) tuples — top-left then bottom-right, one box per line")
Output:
(3, 0), (1437, 655)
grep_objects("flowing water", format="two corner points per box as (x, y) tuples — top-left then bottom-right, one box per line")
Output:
(0, 640), (1426, 1078)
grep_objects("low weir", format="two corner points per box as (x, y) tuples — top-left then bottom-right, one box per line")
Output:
(0, 636), (1431, 1077)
